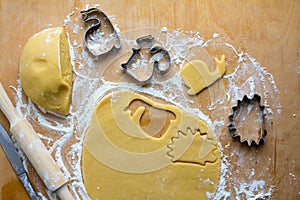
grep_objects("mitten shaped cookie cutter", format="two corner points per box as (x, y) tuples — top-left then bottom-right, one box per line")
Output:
(121, 35), (171, 82)
(81, 8), (121, 56)
(228, 94), (267, 146)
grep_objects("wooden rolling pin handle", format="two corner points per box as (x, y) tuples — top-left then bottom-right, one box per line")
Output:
(0, 83), (21, 126)
(0, 83), (75, 200)
(55, 184), (75, 200)
(11, 121), (67, 190)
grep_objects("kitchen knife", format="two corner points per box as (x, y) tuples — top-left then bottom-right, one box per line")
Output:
(0, 124), (41, 200)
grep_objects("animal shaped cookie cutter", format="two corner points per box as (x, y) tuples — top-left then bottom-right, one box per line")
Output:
(81, 8), (121, 56)
(228, 94), (267, 146)
(121, 35), (171, 83)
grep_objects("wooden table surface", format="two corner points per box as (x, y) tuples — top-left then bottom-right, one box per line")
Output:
(0, 0), (299, 199)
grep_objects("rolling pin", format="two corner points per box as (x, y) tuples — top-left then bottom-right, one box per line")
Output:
(0, 83), (75, 200)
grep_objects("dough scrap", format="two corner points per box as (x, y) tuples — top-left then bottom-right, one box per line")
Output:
(82, 90), (221, 199)
(20, 27), (72, 115)
(180, 55), (226, 95)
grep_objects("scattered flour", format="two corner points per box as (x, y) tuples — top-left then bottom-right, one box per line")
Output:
(12, 7), (283, 200)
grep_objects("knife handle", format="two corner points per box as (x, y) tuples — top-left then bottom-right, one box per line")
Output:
(0, 83), (75, 200)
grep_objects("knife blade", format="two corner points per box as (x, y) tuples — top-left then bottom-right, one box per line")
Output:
(0, 124), (41, 200)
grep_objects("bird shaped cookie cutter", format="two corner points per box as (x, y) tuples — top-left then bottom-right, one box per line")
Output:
(121, 35), (171, 83)
(81, 8), (121, 56)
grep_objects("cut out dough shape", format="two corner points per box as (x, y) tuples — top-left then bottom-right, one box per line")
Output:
(20, 27), (72, 115)
(180, 55), (226, 95)
(168, 128), (218, 165)
(82, 90), (221, 200)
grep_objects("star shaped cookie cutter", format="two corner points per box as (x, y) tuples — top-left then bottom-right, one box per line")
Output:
(81, 8), (121, 56)
(228, 94), (267, 146)
(121, 35), (171, 83)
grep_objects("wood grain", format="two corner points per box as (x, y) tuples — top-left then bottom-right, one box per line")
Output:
(0, 0), (299, 199)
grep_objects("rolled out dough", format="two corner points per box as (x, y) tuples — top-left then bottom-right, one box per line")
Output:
(20, 27), (72, 115)
(82, 90), (221, 199)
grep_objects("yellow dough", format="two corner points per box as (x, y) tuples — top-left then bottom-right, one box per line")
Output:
(20, 27), (72, 115)
(180, 55), (226, 95)
(82, 90), (221, 199)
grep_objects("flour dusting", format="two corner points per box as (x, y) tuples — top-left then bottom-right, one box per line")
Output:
(12, 6), (282, 200)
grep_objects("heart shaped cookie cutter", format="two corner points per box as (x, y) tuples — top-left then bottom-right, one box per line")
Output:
(121, 35), (171, 83)
(81, 8), (121, 56)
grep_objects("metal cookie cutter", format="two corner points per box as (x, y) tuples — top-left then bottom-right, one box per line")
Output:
(81, 8), (121, 56)
(121, 35), (171, 83)
(228, 94), (267, 146)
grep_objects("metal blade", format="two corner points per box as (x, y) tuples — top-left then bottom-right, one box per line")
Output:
(0, 124), (26, 176)
(0, 124), (41, 199)
(19, 173), (41, 200)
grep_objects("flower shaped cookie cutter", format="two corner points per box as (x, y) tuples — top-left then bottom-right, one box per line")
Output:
(81, 8), (121, 56)
(228, 94), (267, 146)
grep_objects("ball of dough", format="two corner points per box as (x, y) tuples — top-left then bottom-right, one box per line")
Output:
(20, 27), (72, 115)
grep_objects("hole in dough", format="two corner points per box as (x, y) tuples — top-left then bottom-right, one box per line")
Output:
(126, 99), (176, 138)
